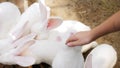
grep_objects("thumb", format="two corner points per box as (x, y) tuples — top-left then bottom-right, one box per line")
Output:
(66, 35), (78, 44)
(67, 40), (82, 47)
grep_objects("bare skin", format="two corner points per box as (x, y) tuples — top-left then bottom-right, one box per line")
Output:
(66, 11), (120, 47)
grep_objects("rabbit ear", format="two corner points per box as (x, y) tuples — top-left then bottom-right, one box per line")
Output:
(38, 0), (45, 5)
(12, 37), (35, 56)
(10, 33), (36, 55)
(13, 40), (35, 67)
(12, 33), (36, 47)
(16, 40), (35, 56)
(84, 54), (92, 68)
(9, 21), (29, 40)
(39, 0), (48, 22)
(46, 17), (63, 30)
(14, 56), (35, 67)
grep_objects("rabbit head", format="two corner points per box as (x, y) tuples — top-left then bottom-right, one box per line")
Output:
(31, 1), (63, 40)
(9, 0), (63, 41)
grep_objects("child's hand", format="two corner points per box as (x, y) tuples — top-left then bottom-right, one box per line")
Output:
(67, 10), (120, 47)
(66, 31), (94, 47)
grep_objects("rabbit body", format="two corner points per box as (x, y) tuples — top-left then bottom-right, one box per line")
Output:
(84, 44), (117, 68)
(0, 2), (21, 39)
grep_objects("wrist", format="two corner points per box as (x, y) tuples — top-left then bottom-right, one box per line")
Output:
(90, 29), (98, 41)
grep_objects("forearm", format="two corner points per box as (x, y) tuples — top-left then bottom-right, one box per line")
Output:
(91, 11), (120, 41)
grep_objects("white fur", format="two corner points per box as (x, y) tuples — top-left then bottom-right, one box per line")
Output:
(84, 44), (117, 68)
(49, 20), (98, 53)
(52, 45), (84, 68)
(0, 39), (84, 68)
(0, 33), (36, 56)
(9, 2), (42, 40)
(0, 1), (96, 68)
(0, 2), (21, 56)
(0, 2), (21, 39)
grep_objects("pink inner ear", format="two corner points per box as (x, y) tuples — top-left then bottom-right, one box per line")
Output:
(47, 19), (58, 29)
(47, 18), (62, 30)
(47, 20), (53, 28)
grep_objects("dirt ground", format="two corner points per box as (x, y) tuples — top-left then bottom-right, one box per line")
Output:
(0, 0), (120, 68)
(46, 0), (120, 68)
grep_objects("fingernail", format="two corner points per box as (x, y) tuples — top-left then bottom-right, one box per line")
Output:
(67, 43), (71, 46)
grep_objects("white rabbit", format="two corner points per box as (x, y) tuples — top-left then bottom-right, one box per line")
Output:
(0, 2), (21, 39)
(8, 0), (97, 53)
(52, 44), (84, 68)
(84, 44), (117, 68)
(0, 2), (22, 56)
(0, 0), (55, 58)
(32, 17), (97, 53)
(30, 1), (98, 53)
(0, 1), (94, 67)
(48, 20), (98, 53)
(34, 19), (97, 53)
(0, 38), (84, 68)
(0, 17), (86, 68)
(0, 39), (63, 66)
(9, 2), (42, 40)
(0, 3), (37, 55)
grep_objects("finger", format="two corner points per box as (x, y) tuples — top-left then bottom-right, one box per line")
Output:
(67, 40), (81, 47)
(66, 35), (78, 44)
